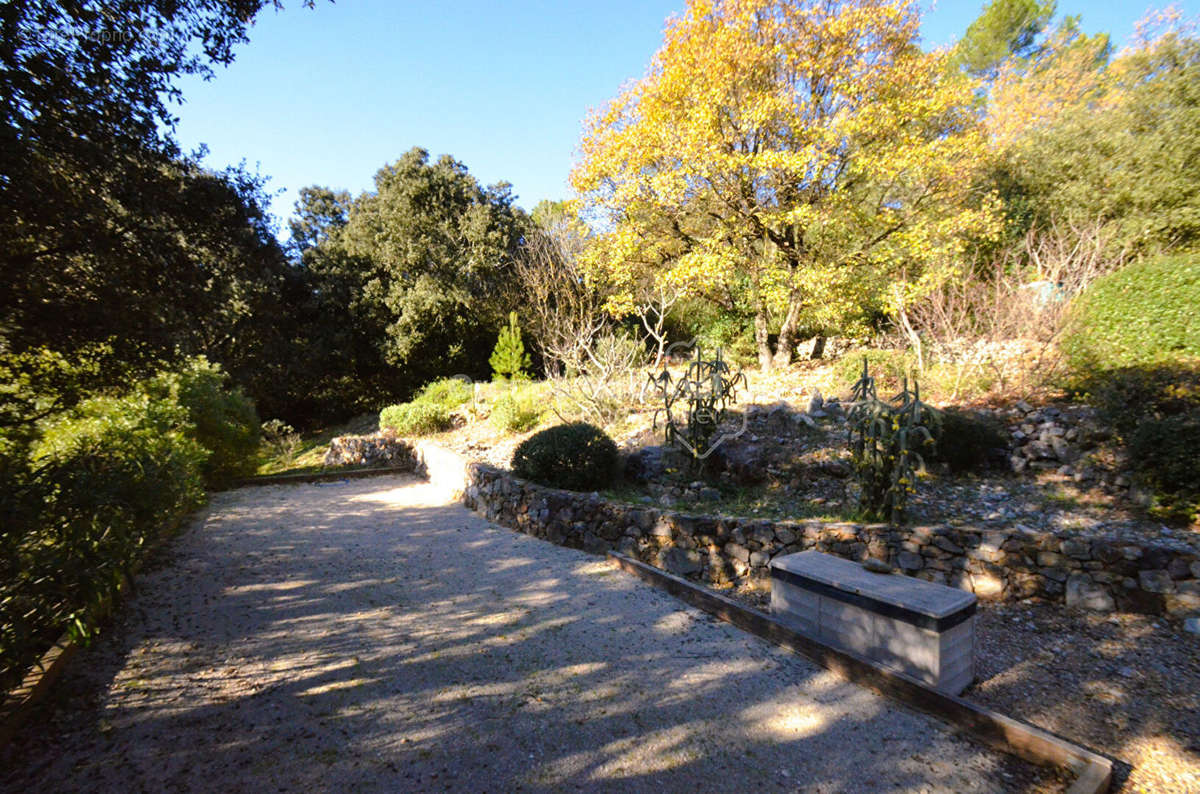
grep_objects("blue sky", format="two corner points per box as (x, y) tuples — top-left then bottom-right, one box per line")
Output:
(171, 1), (1194, 234)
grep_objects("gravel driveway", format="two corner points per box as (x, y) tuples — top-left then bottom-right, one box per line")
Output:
(1, 475), (1050, 792)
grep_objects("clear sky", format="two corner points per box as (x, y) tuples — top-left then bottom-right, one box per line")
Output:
(171, 0), (1195, 235)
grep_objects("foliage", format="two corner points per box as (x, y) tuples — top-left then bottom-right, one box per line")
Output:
(490, 389), (543, 434)
(261, 419), (302, 460)
(1002, 20), (1199, 257)
(846, 361), (936, 523)
(1128, 413), (1200, 523)
(490, 312), (532, 381)
(301, 148), (528, 394)
(833, 350), (916, 393)
(3, 391), (207, 688)
(145, 358), (260, 487)
(1081, 362), (1200, 441)
(952, 0), (1056, 77)
(414, 378), (474, 411)
(649, 346), (747, 471)
(377, 377), (473, 436)
(1062, 255), (1200, 374)
(572, 0), (999, 371)
(379, 402), (452, 436)
(929, 408), (1009, 472)
(511, 423), (619, 492)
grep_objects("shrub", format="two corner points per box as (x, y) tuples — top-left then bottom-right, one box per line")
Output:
(512, 423), (618, 491)
(146, 357), (260, 487)
(490, 390), (542, 433)
(4, 393), (206, 688)
(929, 408), (1009, 473)
(1129, 414), (1200, 523)
(379, 401), (452, 435)
(1062, 254), (1200, 373)
(834, 350), (916, 393)
(414, 377), (473, 411)
(261, 418), (301, 459)
(1082, 362), (1200, 440)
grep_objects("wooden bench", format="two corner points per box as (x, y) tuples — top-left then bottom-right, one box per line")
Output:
(770, 551), (976, 695)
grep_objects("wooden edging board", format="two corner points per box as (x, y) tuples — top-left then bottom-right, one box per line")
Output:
(607, 551), (1113, 794)
(234, 465), (418, 488)
(0, 573), (129, 747)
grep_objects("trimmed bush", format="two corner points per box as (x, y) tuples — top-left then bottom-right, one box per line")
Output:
(929, 408), (1009, 472)
(379, 401), (452, 436)
(1063, 254), (1200, 373)
(491, 390), (541, 433)
(1129, 414), (1200, 523)
(512, 423), (618, 491)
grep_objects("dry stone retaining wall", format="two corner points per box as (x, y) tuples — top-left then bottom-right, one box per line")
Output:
(320, 434), (1199, 617)
(460, 462), (1200, 618)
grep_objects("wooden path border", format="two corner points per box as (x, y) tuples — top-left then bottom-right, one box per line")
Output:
(607, 551), (1113, 794)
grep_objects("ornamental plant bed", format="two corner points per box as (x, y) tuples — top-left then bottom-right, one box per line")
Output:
(607, 399), (1197, 552)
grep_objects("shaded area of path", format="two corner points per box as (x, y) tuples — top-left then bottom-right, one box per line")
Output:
(1, 475), (1051, 792)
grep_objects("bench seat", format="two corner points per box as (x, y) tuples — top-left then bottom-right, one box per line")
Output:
(769, 551), (976, 694)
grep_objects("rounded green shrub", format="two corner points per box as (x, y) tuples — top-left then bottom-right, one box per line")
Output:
(414, 377), (473, 411)
(379, 401), (451, 435)
(1063, 255), (1200, 373)
(929, 408), (1009, 472)
(511, 423), (618, 491)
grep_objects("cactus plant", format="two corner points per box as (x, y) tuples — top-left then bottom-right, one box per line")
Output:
(846, 358), (937, 523)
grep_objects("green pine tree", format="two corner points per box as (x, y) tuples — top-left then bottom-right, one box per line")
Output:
(490, 311), (531, 381)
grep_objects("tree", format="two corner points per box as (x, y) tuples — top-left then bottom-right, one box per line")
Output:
(303, 148), (528, 392)
(952, 0), (1056, 77)
(1006, 15), (1200, 259)
(490, 312), (532, 381)
(572, 0), (999, 371)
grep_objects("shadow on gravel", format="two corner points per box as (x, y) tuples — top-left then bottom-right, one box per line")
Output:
(3, 477), (1045, 793)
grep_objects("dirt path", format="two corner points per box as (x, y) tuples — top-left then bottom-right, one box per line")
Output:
(2, 475), (1053, 792)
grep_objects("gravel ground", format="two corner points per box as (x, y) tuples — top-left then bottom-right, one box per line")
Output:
(730, 587), (1200, 793)
(2, 475), (1055, 793)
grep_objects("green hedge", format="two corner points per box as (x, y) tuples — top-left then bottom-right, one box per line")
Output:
(1063, 255), (1200, 373)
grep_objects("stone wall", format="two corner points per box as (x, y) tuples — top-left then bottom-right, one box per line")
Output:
(461, 462), (1200, 618)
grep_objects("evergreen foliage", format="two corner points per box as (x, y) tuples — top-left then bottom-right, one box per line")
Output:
(512, 423), (618, 491)
(490, 312), (532, 381)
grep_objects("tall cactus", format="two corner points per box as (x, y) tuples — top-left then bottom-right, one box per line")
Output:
(846, 358), (938, 523)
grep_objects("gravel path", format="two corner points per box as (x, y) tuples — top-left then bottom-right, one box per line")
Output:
(2, 475), (1052, 792)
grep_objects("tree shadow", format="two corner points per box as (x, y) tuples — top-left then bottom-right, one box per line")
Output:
(3, 476), (1051, 792)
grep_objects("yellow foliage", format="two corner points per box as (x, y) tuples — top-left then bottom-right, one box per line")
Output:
(571, 0), (1000, 333)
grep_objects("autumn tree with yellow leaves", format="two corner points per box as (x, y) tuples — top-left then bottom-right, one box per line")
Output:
(572, 0), (1001, 371)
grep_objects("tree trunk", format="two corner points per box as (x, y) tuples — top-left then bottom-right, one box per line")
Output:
(755, 310), (773, 373)
(772, 297), (803, 369)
